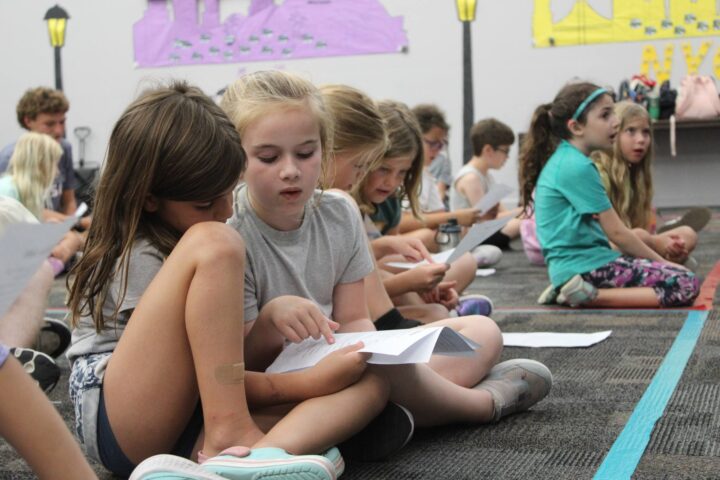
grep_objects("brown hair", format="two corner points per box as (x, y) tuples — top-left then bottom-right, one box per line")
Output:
(591, 101), (654, 229)
(411, 104), (449, 134)
(16, 87), (69, 129)
(68, 81), (245, 331)
(518, 81), (610, 214)
(320, 84), (388, 188)
(471, 118), (515, 156)
(356, 100), (424, 218)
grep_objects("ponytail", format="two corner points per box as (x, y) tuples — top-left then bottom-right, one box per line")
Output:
(518, 81), (607, 214)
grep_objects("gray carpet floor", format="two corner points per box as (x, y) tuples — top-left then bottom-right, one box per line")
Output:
(1, 208), (718, 479)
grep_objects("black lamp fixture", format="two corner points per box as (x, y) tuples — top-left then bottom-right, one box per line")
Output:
(44, 5), (70, 91)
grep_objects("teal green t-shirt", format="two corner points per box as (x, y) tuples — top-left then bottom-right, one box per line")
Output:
(369, 196), (402, 235)
(535, 140), (620, 287)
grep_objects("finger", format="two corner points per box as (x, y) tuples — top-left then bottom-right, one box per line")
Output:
(436, 280), (458, 291)
(279, 324), (302, 343)
(315, 314), (337, 345)
(291, 321), (311, 342)
(299, 311), (322, 340)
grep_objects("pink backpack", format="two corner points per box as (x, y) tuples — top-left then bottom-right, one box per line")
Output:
(675, 76), (720, 120)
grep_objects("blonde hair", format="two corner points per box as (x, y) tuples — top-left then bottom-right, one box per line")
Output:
(591, 101), (654, 229)
(221, 70), (334, 188)
(356, 100), (424, 218)
(6, 132), (61, 219)
(319, 84), (388, 192)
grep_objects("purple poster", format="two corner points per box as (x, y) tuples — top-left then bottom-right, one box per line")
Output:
(133, 0), (408, 68)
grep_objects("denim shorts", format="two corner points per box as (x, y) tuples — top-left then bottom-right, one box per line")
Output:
(69, 353), (203, 476)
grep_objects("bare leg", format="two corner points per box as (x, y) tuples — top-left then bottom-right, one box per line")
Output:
(443, 252), (477, 294)
(423, 316), (503, 387)
(585, 287), (660, 308)
(500, 217), (521, 239)
(369, 316), (503, 427)
(255, 372), (388, 454)
(0, 260), (53, 348)
(103, 222), (263, 463)
(397, 304), (450, 323)
(0, 356), (97, 480)
(657, 226), (698, 254)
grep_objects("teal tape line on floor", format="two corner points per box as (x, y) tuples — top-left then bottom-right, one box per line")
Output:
(593, 310), (708, 480)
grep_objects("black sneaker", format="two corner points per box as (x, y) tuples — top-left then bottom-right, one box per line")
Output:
(36, 317), (71, 358)
(9, 347), (61, 393)
(338, 402), (414, 461)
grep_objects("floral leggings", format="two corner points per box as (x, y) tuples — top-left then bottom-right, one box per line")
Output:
(581, 255), (700, 307)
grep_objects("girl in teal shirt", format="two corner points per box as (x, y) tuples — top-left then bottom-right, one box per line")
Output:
(519, 82), (698, 308)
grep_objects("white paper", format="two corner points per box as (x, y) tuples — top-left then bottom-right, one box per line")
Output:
(0, 215), (80, 318)
(502, 330), (612, 348)
(445, 216), (513, 264)
(476, 268), (496, 277)
(385, 249), (454, 270)
(474, 183), (513, 214)
(266, 327), (480, 373)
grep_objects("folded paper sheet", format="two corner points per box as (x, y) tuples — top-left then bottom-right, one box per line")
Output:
(502, 330), (612, 348)
(0, 204), (86, 318)
(266, 327), (480, 373)
(387, 216), (513, 270)
(474, 183), (514, 215)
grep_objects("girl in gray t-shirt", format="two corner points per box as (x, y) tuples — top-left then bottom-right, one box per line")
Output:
(222, 71), (553, 440)
(65, 81), (348, 479)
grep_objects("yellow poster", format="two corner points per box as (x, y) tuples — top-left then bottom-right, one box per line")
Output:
(534, 0), (720, 48)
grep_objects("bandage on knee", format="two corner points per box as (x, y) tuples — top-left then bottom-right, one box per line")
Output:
(214, 362), (245, 384)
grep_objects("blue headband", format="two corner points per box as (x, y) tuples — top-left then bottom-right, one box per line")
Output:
(571, 88), (608, 121)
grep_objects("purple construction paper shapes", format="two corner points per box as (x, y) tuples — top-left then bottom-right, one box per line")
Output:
(133, 0), (408, 68)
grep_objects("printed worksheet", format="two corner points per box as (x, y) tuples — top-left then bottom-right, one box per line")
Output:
(474, 183), (514, 215)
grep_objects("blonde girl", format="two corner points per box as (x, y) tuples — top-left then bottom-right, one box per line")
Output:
(0, 132), (61, 219)
(222, 71), (551, 448)
(519, 82), (698, 308)
(66, 81), (357, 479)
(591, 101), (698, 263)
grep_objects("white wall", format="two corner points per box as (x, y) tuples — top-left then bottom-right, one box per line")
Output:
(0, 0), (717, 197)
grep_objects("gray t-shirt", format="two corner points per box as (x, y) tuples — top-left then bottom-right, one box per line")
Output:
(450, 163), (495, 210)
(228, 185), (374, 323)
(0, 138), (76, 212)
(66, 238), (163, 363)
(428, 151), (453, 187)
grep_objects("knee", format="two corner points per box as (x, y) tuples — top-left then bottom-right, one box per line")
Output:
(666, 271), (700, 306)
(181, 222), (246, 264)
(463, 315), (503, 360)
(423, 303), (450, 321)
(361, 370), (391, 407)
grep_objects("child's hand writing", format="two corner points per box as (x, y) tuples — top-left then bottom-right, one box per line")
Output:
(309, 341), (370, 396)
(265, 296), (339, 344)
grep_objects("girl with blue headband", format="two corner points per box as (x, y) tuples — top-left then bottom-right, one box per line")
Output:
(518, 82), (698, 308)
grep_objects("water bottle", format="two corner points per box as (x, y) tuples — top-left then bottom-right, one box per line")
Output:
(435, 219), (461, 252)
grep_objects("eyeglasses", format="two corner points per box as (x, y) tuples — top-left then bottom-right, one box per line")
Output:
(494, 146), (510, 155)
(423, 137), (448, 150)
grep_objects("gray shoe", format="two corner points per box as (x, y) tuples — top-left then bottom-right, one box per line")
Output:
(657, 207), (712, 234)
(475, 359), (553, 422)
(556, 274), (598, 307)
(537, 284), (558, 305)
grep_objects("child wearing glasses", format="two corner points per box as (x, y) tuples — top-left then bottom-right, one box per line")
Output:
(450, 118), (522, 250)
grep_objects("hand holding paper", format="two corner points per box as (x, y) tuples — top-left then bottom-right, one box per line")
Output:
(266, 327), (480, 373)
(474, 184), (514, 215)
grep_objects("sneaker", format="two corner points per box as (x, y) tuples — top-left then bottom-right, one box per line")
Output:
(455, 294), (494, 317)
(657, 207), (712, 234)
(9, 347), (60, 393)
(35, 317), (71, 358)
(556, 274), (598, 307)
(130, 454), (227, 480)
(537, 284), (558, 305)
(339, 402), (414, 462)
(474, 359), (553, 422)
(471, 244), (503, 267)
(201, 447), (336, 480)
